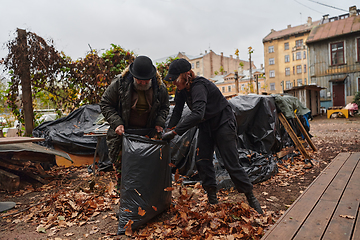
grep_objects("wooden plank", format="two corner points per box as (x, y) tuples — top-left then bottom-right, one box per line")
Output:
(293, 152), (359, 239)
(0, 160), (48, 184)
(277, 147), (295, 159)
(322, 152), (360, 240)
(294, 114), (317, 151)
(11, 152), (54, 163)
(262, 153), (350, 240)
(0, 137), (44, 145)
(353, 204), (360, 240)
(278, 113), (311, 159)
(0, 168), (20, 192)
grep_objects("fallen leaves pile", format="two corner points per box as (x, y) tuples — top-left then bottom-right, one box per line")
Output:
(122, 169), (272, 239)
(130, 183), (271, 239)
(0, 148), (321, 239)
(1, 166), (119, 237)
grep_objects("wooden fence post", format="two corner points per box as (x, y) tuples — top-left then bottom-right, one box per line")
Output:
(17, 28), (34, 136)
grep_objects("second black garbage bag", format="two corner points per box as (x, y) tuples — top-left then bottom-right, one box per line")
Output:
(117, 133), (172, 235)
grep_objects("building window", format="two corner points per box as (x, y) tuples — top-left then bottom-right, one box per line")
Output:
(228, 86), (231, 92)
(241, 84), (245, 90)
(304, 78), (307, 85)
(285, 55), (290, 63)
(295, 39), (303, 48)
(269, 70), (275, 78)
(222, 86), (225, 92)
(284, 42), (289, 50)
(196, 61), (200, 68)
(303, 51), (306, 59)
(286, 81), (292, 89)
(297, 79), (302, 86)
(357, 38), (360, 62)
(296, 52), (301, 60)
(197, 72), (200, 75)
(269, 58), (275, 65)
(268, 46), (274, 53)
(270, 83), (275, 91)
(191, 63), (194, 69)
(285, 67), (290, 76)
(293, 66), (295, 75)
(304, 64), (307, 73)
(330, 42), (344, 65)
(296, 65), (302, 74)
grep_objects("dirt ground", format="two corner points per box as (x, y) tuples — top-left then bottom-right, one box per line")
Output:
(0, 114), (359, 239)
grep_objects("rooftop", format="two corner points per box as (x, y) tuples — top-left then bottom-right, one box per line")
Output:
(263, 18), (320, 43)
(307, 14), (360, 43)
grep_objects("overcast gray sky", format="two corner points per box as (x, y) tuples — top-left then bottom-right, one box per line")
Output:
(0, 0), (357, 71)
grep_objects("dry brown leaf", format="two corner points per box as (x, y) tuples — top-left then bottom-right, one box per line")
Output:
(125, 219), (134, 236)
(152, 206), (158, 211)
(138, 207), (146, 216)
(175, 168), (180, 182)
(164, 187), (174, 192)
(340, 215), (355, 219)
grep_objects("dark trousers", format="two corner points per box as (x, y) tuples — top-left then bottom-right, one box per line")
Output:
(195, 118), (253, 193)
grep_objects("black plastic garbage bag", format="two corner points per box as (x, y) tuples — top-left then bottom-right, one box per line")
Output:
(117, 133), (172, 235)
(239, 149), (278, 184)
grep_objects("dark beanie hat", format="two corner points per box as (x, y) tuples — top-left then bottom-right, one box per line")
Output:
(164, 58), (191, 81)
(129, 56), (156, 80)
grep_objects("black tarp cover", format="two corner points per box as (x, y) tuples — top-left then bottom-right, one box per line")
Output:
(229, 95), (280, 154)
(33, 104), (101, 155)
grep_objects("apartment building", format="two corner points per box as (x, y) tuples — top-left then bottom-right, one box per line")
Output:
(172, 50), (255, 79)
(306, 6), (360, 108)
(263, 17), (320, 94)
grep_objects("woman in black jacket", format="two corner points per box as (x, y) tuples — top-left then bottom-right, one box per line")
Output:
(162, 59), (263, 214)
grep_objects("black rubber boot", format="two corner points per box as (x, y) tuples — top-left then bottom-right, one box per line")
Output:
(245, 191), (264, 214)
(204, 186), (218, 204)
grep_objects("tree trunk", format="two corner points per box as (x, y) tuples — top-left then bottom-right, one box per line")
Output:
(17, 29), (33, 136)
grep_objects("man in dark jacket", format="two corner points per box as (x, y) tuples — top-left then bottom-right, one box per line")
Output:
(100, 56), (169, 185)
(162, 58), (263, 214)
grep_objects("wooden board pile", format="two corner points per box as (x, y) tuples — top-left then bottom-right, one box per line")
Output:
(0, 151), (55, 192)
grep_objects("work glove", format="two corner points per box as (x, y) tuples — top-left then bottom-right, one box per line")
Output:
(162, 130), (177, 141)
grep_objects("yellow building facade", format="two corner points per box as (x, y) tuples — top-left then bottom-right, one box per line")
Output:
(263, 17), (319, 94)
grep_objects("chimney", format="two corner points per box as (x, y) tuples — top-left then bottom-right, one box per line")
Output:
(322, 14), (329, 24)
(205, 50), (207, 54)
(221, 52), (223, 57)
(260, 63), (264, 70)
(230, 55), (233, 59)
(287, 24), (291, 29)
(307, 17), (312, 26)
(271, 29), (275, 33)
(349, 5), (357, 17)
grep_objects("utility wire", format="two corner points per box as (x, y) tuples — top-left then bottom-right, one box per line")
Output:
(294, 0), (324, 14)
(307, 0), (347, 12)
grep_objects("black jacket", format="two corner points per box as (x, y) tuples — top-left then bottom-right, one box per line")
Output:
(168, 76), (231, 135)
